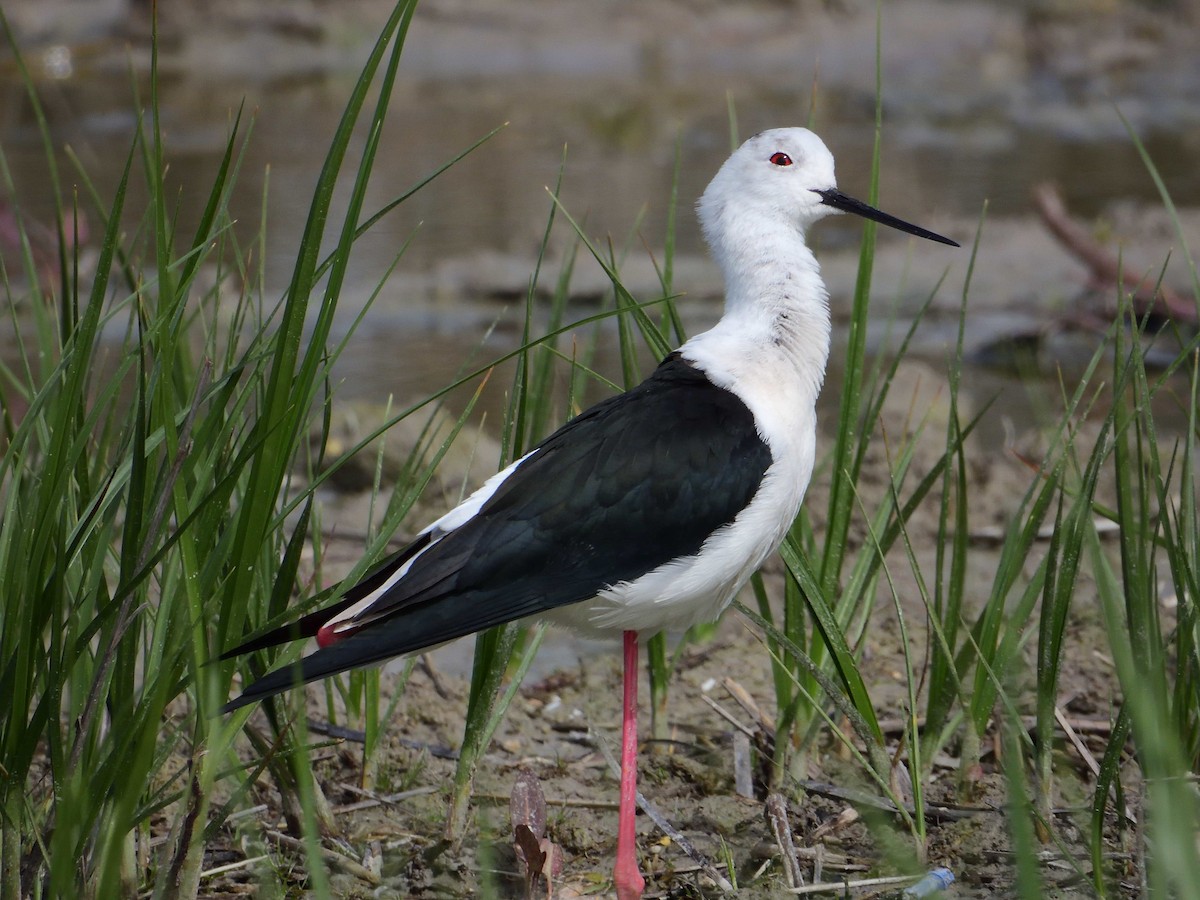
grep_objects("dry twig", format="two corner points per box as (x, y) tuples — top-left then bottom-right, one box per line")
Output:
(766, 792), (804, 888)
(264, 830), (381, 885)
(1033, 182), (1195, 324)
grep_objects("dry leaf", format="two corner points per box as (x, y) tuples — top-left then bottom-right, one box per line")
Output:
(511, 768), (551, 898)
(515, 823), (547, 895)
(510, 768), (548, 840)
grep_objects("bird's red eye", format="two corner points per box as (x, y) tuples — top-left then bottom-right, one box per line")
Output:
(769, 152), (793, 167)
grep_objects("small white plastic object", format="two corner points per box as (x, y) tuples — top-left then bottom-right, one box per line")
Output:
(902, 867), (955, 897)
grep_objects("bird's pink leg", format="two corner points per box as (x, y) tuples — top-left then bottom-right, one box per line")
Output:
(614, 630), (645, 900)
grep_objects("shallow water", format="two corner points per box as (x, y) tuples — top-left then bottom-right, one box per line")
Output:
(4, 71), (1198, 271)
(3, 3), (1198, 405)
(3, 1), (1199, 282)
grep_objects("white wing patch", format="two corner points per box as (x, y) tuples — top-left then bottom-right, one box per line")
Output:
(322, 449), (539, 636)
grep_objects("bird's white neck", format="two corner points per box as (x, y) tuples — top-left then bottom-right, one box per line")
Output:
(687, 213), (832, 405)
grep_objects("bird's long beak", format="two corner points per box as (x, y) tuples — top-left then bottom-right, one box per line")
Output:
(814, 188), (959, 247)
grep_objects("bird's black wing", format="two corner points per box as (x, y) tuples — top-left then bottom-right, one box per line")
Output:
(224, 353), (772, 709)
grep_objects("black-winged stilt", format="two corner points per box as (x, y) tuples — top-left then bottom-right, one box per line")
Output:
(223, 127), (957, 899)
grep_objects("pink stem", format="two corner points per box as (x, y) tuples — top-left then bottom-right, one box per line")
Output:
(613, 630), (645, 900)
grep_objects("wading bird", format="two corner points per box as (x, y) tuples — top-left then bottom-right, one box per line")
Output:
(223, 127), (957, 900)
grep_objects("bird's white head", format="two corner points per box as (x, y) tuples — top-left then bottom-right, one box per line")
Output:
(697, 128), (837, 243)
(697, 127), (958, 257)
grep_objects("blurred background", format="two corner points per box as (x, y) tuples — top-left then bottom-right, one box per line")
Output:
(1, 0), (1199, 412)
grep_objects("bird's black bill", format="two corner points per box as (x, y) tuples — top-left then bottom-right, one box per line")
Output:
(815, 188), (959, 247)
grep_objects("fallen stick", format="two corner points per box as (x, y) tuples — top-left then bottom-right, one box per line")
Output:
(1033, 182), (1196, 324)
(264, 829), (382, 885)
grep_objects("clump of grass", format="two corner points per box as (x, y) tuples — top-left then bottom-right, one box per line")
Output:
(0, 1), (497, 894)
